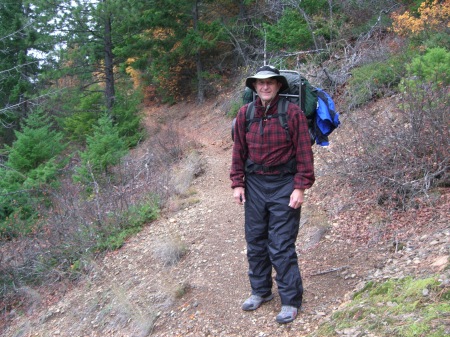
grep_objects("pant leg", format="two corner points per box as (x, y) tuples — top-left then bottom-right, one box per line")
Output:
(266, 174), (303, 308)
(244, 174), (272, 297)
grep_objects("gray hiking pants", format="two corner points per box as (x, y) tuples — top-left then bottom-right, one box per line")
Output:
(244, 173), (303, 308)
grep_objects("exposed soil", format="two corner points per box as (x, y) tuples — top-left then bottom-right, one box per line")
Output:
(2, 98), (449, 337)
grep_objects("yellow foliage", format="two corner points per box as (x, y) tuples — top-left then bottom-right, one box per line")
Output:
(125, 58), (142, 89)
(151, 27), (174, 40)
(391, 0), (450, 36)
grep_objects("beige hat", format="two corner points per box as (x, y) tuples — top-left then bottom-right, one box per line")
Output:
(245, 65), (289, 93)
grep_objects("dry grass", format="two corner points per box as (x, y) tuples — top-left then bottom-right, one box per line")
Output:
(172, 150), (205, 196)
(152, 235), (187, 267)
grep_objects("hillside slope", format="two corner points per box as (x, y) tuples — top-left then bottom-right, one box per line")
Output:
(2, 97), (449, 337)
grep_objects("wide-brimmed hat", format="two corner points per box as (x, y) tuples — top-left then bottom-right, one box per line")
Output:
(245, 65), (289, 93)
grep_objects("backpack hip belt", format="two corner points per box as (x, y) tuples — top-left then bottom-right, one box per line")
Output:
(245, 158), (296, 175)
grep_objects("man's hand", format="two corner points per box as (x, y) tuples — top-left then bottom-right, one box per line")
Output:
(233, 187), (246, 205)
(289, 189), (304, 209)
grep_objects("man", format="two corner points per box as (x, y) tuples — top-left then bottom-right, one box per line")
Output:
(230, 65), (315, 324)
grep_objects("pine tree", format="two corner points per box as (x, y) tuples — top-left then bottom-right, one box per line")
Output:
(74, 113), (127, 185)
(0, 109), (65, 235)
(6, 111), (65, 173)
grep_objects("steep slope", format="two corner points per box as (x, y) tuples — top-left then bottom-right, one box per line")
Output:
(2, 98), (448, 337)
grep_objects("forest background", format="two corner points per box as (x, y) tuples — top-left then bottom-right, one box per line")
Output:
(0, 0), (449, 335)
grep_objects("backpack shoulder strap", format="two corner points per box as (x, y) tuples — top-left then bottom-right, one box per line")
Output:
(245, 101), (258, 132)
(246, 101), (255, 119)
(231, 102), (257, 141)
(277, 98), (290, 142)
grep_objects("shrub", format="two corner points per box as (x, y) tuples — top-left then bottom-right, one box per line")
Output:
(345, 52), (410, 109)
(404, 47), (450, 87)
(127, 197), (160, 226)
(73, 114), (128, 186)
(334, 46), (449, 212)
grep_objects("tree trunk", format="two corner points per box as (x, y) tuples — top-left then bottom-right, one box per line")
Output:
(103, 1), (115, 111)
(192, 1), (205, 104)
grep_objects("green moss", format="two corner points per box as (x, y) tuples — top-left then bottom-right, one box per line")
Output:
(312, 276), (449, 337)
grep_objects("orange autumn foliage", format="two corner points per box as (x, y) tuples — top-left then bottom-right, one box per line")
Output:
(391, 0), (450, 36)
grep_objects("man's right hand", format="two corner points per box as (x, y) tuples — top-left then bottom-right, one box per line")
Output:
(233, 187), (245, 205)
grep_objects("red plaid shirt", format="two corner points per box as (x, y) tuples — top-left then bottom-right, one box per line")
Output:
(230, 95), (315, 190)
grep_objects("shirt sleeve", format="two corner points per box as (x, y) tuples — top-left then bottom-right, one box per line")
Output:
(289, 104), (315, 190)
(230, 104), (248, 188)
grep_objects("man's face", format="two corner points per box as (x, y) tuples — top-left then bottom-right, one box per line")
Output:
(253, 78), (282, 105)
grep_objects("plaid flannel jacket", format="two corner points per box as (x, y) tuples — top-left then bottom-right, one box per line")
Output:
(230, 95), (315, 190)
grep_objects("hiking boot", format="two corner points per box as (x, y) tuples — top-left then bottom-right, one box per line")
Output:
(276, 305), (298, 324)
(241, 294), (274, 311)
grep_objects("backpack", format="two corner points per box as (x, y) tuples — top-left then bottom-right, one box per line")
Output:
(232, 70), (340, 146)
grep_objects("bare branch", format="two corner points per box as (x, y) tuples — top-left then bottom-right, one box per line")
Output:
(0, 23), (33, 42)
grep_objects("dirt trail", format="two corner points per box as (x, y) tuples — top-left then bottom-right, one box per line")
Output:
(3, 100), (381, 337)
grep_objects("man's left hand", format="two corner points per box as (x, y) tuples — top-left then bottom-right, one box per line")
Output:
(289, 189), (304, 209)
